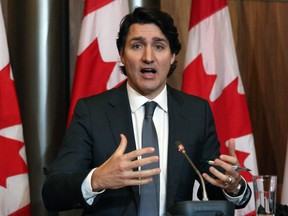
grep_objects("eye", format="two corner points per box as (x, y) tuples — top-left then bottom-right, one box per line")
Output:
(154, 44), (165, 51)
(131, 43), (142, 50)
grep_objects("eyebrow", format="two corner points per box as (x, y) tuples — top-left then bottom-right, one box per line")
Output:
(129, 36), (168, 43)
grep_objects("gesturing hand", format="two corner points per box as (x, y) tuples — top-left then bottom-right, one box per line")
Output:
(202, 139), (242, 193)
(91, 134), (161, 191)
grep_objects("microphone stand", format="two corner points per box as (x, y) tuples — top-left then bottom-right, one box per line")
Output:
(176, 142), (209, 201)
(167, 141), (235, 216)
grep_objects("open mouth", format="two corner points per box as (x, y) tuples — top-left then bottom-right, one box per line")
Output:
(140, 68), (156, 74)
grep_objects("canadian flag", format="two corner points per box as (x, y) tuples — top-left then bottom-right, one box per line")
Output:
(0, 2), (31, 216)
(67, 0), (129, 125)
(182, 0), (258, 215)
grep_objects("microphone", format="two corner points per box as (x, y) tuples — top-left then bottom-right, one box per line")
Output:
(176, 141), (208, 201)
(167, 141), (235, 215)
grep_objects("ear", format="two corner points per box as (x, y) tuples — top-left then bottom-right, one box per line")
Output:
(170, 53), (176, 65)
(120, 51), (125, 64)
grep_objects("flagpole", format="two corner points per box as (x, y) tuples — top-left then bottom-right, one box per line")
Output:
(5, 0), (69, 215)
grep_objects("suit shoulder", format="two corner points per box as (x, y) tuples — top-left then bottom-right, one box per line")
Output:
(168, 86), (208, 105)
(79, 87), (121, 105)
(84, 89), (114, 101)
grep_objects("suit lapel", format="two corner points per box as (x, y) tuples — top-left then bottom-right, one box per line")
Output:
(105, 83), (140, 204)
(166, 87), (191, 209)
(105, 84), (193, 209)
(106, 83), (136, 153)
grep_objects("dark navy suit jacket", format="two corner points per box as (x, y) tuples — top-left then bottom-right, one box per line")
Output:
(42, 82), (250, 215)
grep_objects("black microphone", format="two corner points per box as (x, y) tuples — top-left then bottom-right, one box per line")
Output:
(175, 141), (208, 201)
(167, 141), (235, 216)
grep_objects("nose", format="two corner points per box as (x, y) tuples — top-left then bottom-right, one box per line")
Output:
(142, 46), (154, 64)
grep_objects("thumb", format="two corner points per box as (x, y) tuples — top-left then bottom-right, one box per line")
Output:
(115, 134), (128, 155)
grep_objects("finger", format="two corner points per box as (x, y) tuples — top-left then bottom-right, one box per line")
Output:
(219, 155), (238, 166)
(202, 173), (224, 187)
(125, 177), (154, 186)
(210, 162), (241, 186)
(203, 171), (236, 190)
(208, 166), (229, 183)
(121, 155), (159, 171)
(133, 178), (154, 185)
(219, 139), (238, 165)
(124, 146), (156, 161)
(127, 168), (161, 180)
(131, 155), (159, 168)
(213, 158), (236, 173)
(116, 167), (160, 187)
(227, 138), (236, 157)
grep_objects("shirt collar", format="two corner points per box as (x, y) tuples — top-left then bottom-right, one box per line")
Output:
(126, 83), (168, 113)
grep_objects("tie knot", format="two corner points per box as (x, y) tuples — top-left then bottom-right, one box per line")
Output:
(144, 101), (157, 117)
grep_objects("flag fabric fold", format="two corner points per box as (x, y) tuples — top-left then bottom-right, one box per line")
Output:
(0, 2), (31, 216)
(182, 0), (258, 215)
(67, 0), (129, 125)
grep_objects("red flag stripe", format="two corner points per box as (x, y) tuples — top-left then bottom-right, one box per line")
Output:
(68, 38), (116, 124)
(67, 0), (129, 125)
(0, 2), (31, 215)
(84, 0), (114, 16)
(190, 0), (227, 29)
(183, 0), (258, 215)
(0, 65), (22, 129)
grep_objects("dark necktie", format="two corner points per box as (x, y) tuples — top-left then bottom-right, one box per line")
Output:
(139, 101), (160, 216)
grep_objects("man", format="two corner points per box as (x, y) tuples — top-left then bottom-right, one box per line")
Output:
(42, 7), (251, 215)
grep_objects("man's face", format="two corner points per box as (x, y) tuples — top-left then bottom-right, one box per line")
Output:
(120, 23), (176, 99)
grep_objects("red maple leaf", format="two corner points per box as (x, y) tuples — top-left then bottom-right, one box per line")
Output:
(182, 54), (217, 100)
(0, 62), (28, 188)
(0, 136), (27, 188)
(212, 77), (252, 145)
(9, 204), (31, 216)
(73, 37), (116, 96)
(183, 54), (253, 181)
(67, 38), (117, 125)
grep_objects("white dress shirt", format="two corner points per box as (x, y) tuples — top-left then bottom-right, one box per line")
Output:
(127, 83), (169, 216)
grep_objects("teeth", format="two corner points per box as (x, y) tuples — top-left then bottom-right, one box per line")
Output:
(141, 68), (156, 73)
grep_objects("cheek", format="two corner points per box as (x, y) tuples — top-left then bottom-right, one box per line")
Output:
(163, 57), (174, 69)
(122, 58), (139, 75)
(123, 55), (139, 68)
